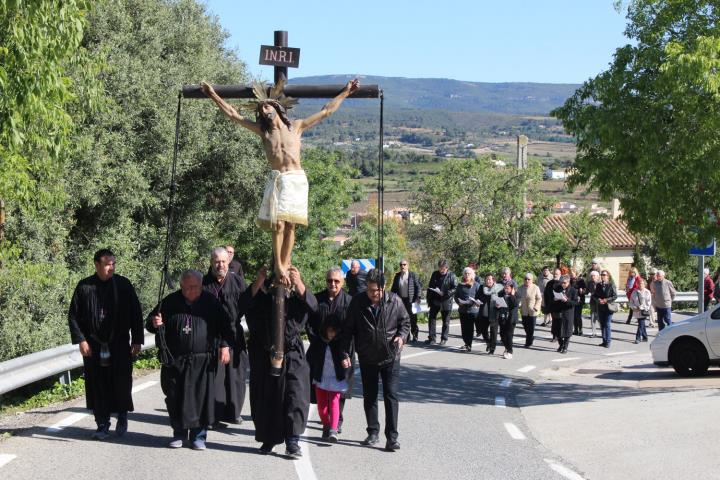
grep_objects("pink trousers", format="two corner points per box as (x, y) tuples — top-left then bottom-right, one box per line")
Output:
(315, 386), (341, 430)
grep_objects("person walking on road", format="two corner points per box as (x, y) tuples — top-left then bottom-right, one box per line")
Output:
(651, 270), (676, 330)
(476, 273), (504, 354)
(425, 260), (457, 345)
(341, 269), (410, 452)
(551, 275), (579, 354)
(538, 266), (554, 327)
(454, 267), (481, 352)
(517, 272), (542, 348)
(593, 270), (617, 348)
(68, 249), (144, 440)
(625, 267), (640, 324)
(629, 278), (651, 343)
(391, 260), (422, 343)
(496, 282), (518, 359)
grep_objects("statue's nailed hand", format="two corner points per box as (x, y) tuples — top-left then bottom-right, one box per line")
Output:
(200, 81), (214, 96)
(346, 78), (359, 95)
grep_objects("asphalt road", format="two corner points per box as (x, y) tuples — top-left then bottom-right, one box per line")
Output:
(1, 313), (718, 480)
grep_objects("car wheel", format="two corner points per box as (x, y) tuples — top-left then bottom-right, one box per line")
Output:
(670, 339), (709, 377)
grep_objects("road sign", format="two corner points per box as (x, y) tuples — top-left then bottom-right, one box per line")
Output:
(690, 240), (716, 256)
(259, 45), (300, 68)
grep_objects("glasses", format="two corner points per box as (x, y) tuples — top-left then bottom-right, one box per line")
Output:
(400, 263), (407, 266)
(524, 278), (532, 281)
(326, 279), (341, 284)
(601, 273), (609, 276)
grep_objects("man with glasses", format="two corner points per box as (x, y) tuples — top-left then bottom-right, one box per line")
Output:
(224, 245), (244, 278)
(592, 270), (618, 347)
(342, 269), (409, 452)
(310, 267), (354, 434)
(391, 260), (422, 343)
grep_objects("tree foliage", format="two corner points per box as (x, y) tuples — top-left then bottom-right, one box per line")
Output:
(553, 0), (720, 261)
(409, 157), (562, 277)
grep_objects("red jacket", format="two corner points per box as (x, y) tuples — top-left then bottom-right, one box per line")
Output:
(704, 275), (714, 300)
(625, 275), (639, 299)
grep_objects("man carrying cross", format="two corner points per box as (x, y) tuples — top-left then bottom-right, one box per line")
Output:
(201, 78), (359, 286)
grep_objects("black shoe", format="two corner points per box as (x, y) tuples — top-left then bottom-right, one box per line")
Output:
(116, 415), (128, 437)
(439, 339), (447, 346)
(285, 440), (302, 458)
(626, 320), (631, 324)
(321, 426), (330, 440)
(362, 433), (379, 446)
(327, 429), (338, 443)
(642, 338), (648, 342)
(488, 349), (495, 355)
(598, 343), (607, 347)
(561, 347), (568, 354)
(556, 346), (563, 352)
(259, 442), (275, 454)
(424, 338), (436, 345)
(604, 343), (611, 348)
(385, 440), (400, 451)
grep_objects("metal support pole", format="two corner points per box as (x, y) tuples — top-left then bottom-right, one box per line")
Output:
(59, 370), (71, 385)
(270, 285), (285, 376)
(699, 255), (705, 314)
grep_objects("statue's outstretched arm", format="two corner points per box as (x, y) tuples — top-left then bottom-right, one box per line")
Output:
(201, 81), (262, 136)
(296, 79), (359, 133)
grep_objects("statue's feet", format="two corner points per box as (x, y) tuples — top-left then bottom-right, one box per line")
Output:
(273, 267), (290, 288)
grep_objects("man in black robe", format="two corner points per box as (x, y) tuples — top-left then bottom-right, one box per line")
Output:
(203, 247), (250, 427)
(68, 249), (144, 440)
(147, 269), (233, 450)
(245, 266), (317, 457)
(310, 266), (354, 434)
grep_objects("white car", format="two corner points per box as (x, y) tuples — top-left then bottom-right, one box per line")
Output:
(651, 305), (720, 376)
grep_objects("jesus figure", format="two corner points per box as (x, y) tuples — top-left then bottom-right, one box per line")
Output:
(201, 79), (359, 286)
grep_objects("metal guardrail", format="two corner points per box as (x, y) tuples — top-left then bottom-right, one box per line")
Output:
(0, 333), (156, 396)
(0, 291), (702, 396)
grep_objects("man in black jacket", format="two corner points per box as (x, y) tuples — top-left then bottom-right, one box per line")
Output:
(390, 260), (422, 343)
(341, 269), (410, 452)
(345, 259), (367, 296)
(425, 259), (458, 345)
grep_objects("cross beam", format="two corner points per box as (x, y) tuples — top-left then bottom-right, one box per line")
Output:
(182, 83), (379, 99)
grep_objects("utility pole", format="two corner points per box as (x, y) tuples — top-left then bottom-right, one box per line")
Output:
(516, 135), (528, 254)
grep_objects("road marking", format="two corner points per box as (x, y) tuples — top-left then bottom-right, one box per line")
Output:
(604, 350), (636, 356)
(503, 423), (526, 440)
(499, 378), (512, 388)
(131, 380), (158, 394)
(0, 454), (16, 468)
(296, 407), (319, 480)
(495, 396), (506, 408)
(517, 365), (536, 373)
(544, 459), (586, 480)
(552, 357), (581, 362)
(46, 412), (88, 433)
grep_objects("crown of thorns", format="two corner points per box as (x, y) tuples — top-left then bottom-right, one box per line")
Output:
(239, 79), (298, 112)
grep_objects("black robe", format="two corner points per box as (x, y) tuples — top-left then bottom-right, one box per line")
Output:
(202, 272), (250, 423)
(146, 290), (233, 430)
(68, 274), (143, 418)
(246, 287), (317, 445)
(308, 289), (355, 400)
(550, 285), (579, 339)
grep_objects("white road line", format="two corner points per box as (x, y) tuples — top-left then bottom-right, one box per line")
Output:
(0, 454), (17, 468)
(517, 365), (536, 373)
(499, 378), (512, 388)
(552, 357), (581, 362)
(503, 423), (526, 440)
(495, 396), (506, 408)
(604, 350), (636, 356)
(46, 412), (88, 433)
(131, 380), (158, 394)
(296, 408), (319, 480)
(544, 459), (586, 480)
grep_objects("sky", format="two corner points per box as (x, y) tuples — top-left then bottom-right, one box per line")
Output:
(202, 0), (630, 84)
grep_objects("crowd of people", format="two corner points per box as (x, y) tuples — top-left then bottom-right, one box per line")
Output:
(69, 249), (408, 456)
(68, 249), (681, 456)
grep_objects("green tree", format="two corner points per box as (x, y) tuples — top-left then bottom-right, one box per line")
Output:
(409, 157), (557, 277)
(552, 210), (611, 269)
(552, 0), (720, 261)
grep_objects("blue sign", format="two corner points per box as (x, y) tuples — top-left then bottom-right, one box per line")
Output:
(690, 240), (716, 256)
(341, 258), (376, 274)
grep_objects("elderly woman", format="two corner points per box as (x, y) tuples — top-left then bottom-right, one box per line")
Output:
(586, 270), (600, 338)
(592, 269), (618, 348)
(570, 268), (586, 336)
(550, 275), (579, 354)
(476, 274), (504, 354)
(517, 272), (542, 348)
(629, 277), (651, 344)
(454, 267), (481, 352)
(625, 267), (640, 324)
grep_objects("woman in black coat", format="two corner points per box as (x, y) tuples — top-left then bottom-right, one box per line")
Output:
(592, 269), (618, 348)
(550, 275), (579, 354)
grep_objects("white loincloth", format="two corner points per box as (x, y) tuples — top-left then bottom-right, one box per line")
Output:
(257, 169), (309, 231)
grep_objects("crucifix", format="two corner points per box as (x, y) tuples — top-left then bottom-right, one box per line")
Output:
(183, 31), (380, 376)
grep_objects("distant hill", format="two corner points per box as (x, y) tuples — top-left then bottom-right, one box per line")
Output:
(289, 75), (580, 116)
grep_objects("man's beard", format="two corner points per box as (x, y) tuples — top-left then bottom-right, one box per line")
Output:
(212, 266), (228, 279)
(263, 110), (276, 122)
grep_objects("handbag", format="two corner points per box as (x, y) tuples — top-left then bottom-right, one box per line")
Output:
(607, 301), (619, 313)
